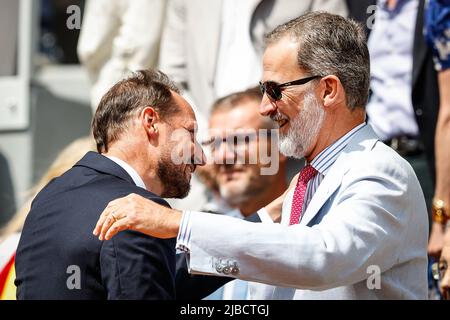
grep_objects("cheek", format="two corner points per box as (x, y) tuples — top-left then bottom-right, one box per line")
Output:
(278, 101), (300, 119)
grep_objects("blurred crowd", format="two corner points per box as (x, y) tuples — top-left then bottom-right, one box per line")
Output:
(1, 0), (450, 300)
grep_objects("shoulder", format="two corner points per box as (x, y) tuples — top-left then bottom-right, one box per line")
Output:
(343, 140), (417, 186)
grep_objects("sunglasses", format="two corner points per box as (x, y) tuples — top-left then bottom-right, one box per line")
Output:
(259, 75), (321, 101)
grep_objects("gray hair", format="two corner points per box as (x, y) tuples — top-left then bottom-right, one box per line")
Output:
(265, 12), (370, 110)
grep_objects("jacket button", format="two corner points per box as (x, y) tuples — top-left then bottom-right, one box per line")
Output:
(230, 263), (239, 275)
(215, 261), (224, 273)
(415, 108), (423, 116)
(222, 266), (231, 275)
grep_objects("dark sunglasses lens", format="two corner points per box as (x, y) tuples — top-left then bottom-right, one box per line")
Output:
(259, 82), (266, 95)
(263, 82), (281, 100)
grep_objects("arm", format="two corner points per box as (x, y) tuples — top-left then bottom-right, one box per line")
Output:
(430, 69), (450, 255)
(186, 161), (418, 290)
(94, 158), (423, 290)
(174, 212), (264, 300)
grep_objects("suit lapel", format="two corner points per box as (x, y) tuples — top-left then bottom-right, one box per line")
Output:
(300, 126), (379, 226)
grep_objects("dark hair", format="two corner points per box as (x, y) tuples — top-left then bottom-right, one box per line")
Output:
(92, 69), (181, 153)
(265, 12), (370, 110)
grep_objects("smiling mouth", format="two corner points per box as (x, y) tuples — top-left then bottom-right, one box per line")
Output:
(270, 113), (289, 129)
(277, 119), (288, 128)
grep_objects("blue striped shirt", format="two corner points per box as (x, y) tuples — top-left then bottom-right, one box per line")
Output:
(176, 123), (367, 251)
(300, 123), (366, 215)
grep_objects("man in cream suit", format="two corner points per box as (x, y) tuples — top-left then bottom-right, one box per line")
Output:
(94, 12), (429, 299)
(159, 0), (347, 119)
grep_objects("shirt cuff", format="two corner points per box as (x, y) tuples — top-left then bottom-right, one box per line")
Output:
(176, 210), (192, 253)
(257, 207), (274, 224)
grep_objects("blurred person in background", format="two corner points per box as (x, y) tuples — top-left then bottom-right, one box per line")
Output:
(77, 0), (167, 111)
(206, 87), (287, 221)
(176, 87), (288, 300)
(425, 0), (450, 299)
(363, 1), (442, 289)
(0, 136), (96, 300)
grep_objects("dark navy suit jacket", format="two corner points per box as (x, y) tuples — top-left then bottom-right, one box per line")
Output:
(15, 151), (176, 300)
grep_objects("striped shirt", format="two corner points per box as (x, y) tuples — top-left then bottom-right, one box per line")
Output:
(300, 122), (366, 215)
(176, 123), (367, 251)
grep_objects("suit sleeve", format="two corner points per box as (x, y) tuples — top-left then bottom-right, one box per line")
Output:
(175, 212), (262, 299)
(186, 156), (428, 290)
(100, 230), (176, 299)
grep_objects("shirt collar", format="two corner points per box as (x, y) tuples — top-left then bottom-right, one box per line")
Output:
(310, 123), (366, 176)
(105, 156), (147, 190)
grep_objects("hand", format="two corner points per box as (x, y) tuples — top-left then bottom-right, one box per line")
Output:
(428, 221), (445, 259)
(92, 193), (182, 240)
(265, 173), (299, 223)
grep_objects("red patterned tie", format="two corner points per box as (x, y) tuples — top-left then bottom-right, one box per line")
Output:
(289, 165), (318, 225)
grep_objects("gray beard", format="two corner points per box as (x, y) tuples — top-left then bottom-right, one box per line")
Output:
(279, 90), (325, 159)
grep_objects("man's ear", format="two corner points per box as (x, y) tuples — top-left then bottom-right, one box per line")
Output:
(319, 75), (346, 109)
(140, 106), (159, 138)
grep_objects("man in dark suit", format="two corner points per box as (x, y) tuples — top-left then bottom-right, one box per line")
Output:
(15, 69), (206, 299)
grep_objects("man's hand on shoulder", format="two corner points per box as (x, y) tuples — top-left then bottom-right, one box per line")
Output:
(93, 193), (182, 240)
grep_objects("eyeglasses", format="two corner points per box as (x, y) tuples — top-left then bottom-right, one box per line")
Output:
(259, 75), (321, 101)
(201, 131), (272, 152)
(432, 261), (450, 281)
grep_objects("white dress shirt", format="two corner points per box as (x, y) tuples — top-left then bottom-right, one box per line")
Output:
(105, 156), (147, 190)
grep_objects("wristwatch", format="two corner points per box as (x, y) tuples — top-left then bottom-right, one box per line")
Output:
(432, 198), (449, 225)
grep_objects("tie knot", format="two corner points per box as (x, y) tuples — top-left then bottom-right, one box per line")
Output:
(299, 164), (318, 184)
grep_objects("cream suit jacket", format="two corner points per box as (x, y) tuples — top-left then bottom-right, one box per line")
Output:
(186, 125), (429, 299)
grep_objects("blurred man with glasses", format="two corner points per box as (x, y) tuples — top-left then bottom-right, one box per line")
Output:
(176, 87), (288, 300)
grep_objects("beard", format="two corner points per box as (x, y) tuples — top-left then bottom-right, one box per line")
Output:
(278, 89), (325, 159)
(157, 148), (192, 199)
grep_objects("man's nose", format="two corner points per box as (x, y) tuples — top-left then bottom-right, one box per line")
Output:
(259, 95), (277, 117)
(213, 141), (236, 165)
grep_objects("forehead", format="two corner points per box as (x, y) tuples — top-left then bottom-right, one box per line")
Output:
(171, 91), (196, 127)
(262, 36), (302, 82)
(209, 100), (265, 131)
